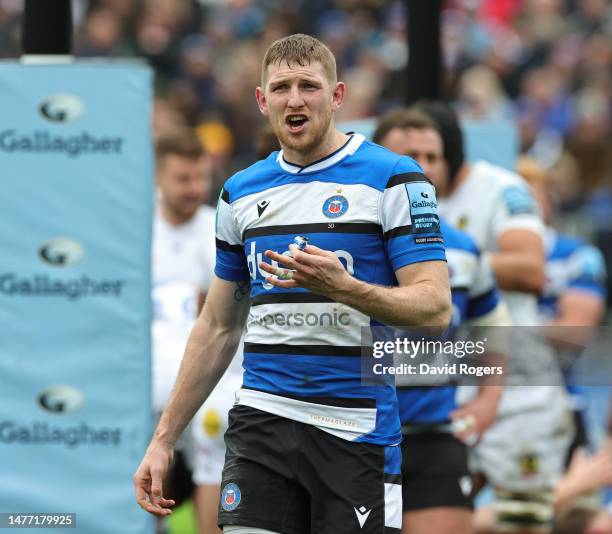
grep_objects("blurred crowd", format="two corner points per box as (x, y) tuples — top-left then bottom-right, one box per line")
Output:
(1, 0), (610, 296)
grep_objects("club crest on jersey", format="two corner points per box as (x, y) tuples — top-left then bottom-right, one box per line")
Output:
(322, 192), (349, 219)
(221, 483), (241, 511)
(519, 453), (540, 478)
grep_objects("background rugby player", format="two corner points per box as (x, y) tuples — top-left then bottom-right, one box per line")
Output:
(152, 129), (244, 534)
(376, 108), (508, 534)
(407, 102), (572, 533)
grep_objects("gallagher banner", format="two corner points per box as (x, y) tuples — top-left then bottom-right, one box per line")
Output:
(0, 62), (154, 534)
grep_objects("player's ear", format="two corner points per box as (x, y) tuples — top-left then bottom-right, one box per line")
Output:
(255, 87), (269, 117)
(331, 81), (345, 112)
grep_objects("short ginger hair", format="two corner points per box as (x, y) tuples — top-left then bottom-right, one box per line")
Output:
(261, 33), (337, 86)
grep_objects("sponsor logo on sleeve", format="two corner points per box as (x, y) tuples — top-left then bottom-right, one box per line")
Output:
(501, 186), (536, 216)
(405, 182), (440, 234)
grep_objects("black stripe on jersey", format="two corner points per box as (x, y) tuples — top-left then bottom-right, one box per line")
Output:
(384, 528), (401, 534)
(241, 386), (376, 408)
(244, 342), (362, 357)
(243, 222), (381, 240)
(496, 492), (554, 505)
(216, 238), (243, 254)
(384, 473), (402, 485)
(252, 292), (334, 306)
(385, 172), (427, 188)
(451, 285), (470, 293)
(383, 225), (412, 240)
(470, 288), (496, 305)
(496, 514), (550, 527)
(221, 188), (230, 203)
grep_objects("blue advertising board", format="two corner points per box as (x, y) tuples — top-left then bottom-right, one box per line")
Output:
(0, 62), (154, 533)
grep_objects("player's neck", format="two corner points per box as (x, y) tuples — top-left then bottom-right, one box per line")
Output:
(281, 128), (349, 168)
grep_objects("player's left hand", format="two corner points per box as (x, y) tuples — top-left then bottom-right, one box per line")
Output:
(450, 393), (499, 446)
(260, 244), (352, 297)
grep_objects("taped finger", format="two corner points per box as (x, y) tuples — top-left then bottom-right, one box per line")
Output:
(275, 269), (294, 280)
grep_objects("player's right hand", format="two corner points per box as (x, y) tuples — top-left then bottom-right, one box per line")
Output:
(133, 441), (176, 516)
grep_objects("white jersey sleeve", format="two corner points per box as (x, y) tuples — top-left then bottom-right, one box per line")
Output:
(483, 162), (544, 241)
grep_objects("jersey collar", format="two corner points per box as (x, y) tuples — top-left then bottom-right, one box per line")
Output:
(276, 133), (365, 174)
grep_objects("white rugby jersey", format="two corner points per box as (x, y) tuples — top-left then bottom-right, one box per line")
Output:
(152, 205), (217, 290)
(152, 205), (242, 411)
(215, 134), (447, 445)
(439, 160), (545, 326)
(444, 162), (568, 415)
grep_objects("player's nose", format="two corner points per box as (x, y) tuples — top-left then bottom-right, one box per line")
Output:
(416, 157), (431, 175)
(287, 85), (305, 108)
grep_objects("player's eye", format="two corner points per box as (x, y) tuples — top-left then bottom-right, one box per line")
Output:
(272, 84), (288, 92)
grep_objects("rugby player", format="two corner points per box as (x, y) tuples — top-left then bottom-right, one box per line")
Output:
(134, 34), (452, 534)
(152, 130), (216, 418)
(520, 157), (607, 456)
(404, 102), (574, 533)
(152, 129), (243, 534)
(519, 157), (612, 529)
(375, 109), (507, 534)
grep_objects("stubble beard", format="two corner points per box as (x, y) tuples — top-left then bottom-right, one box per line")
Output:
(166, 198), (199, 224)
(272, 111), (333, 159)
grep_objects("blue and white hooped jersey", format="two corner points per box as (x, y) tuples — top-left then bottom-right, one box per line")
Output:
(539, 228), (607, 319)
(214, 134), (446, 445)
(397, 219), (500, 425)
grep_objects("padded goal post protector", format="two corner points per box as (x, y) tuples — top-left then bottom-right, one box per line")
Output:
(0, 61), (154, 534)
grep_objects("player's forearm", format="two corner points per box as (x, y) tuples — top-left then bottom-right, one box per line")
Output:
(554, 476), (584, 513)
(487, 252), (546, 293)
(333, 276), (451, 331)
(153, 313), (242, 449)
(554, 469), (602, 514)
(477, 383), (503, 403)
(540, 323), (596, 351)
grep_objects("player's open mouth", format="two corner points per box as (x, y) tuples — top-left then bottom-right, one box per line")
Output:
(286, 115), (308, 133)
